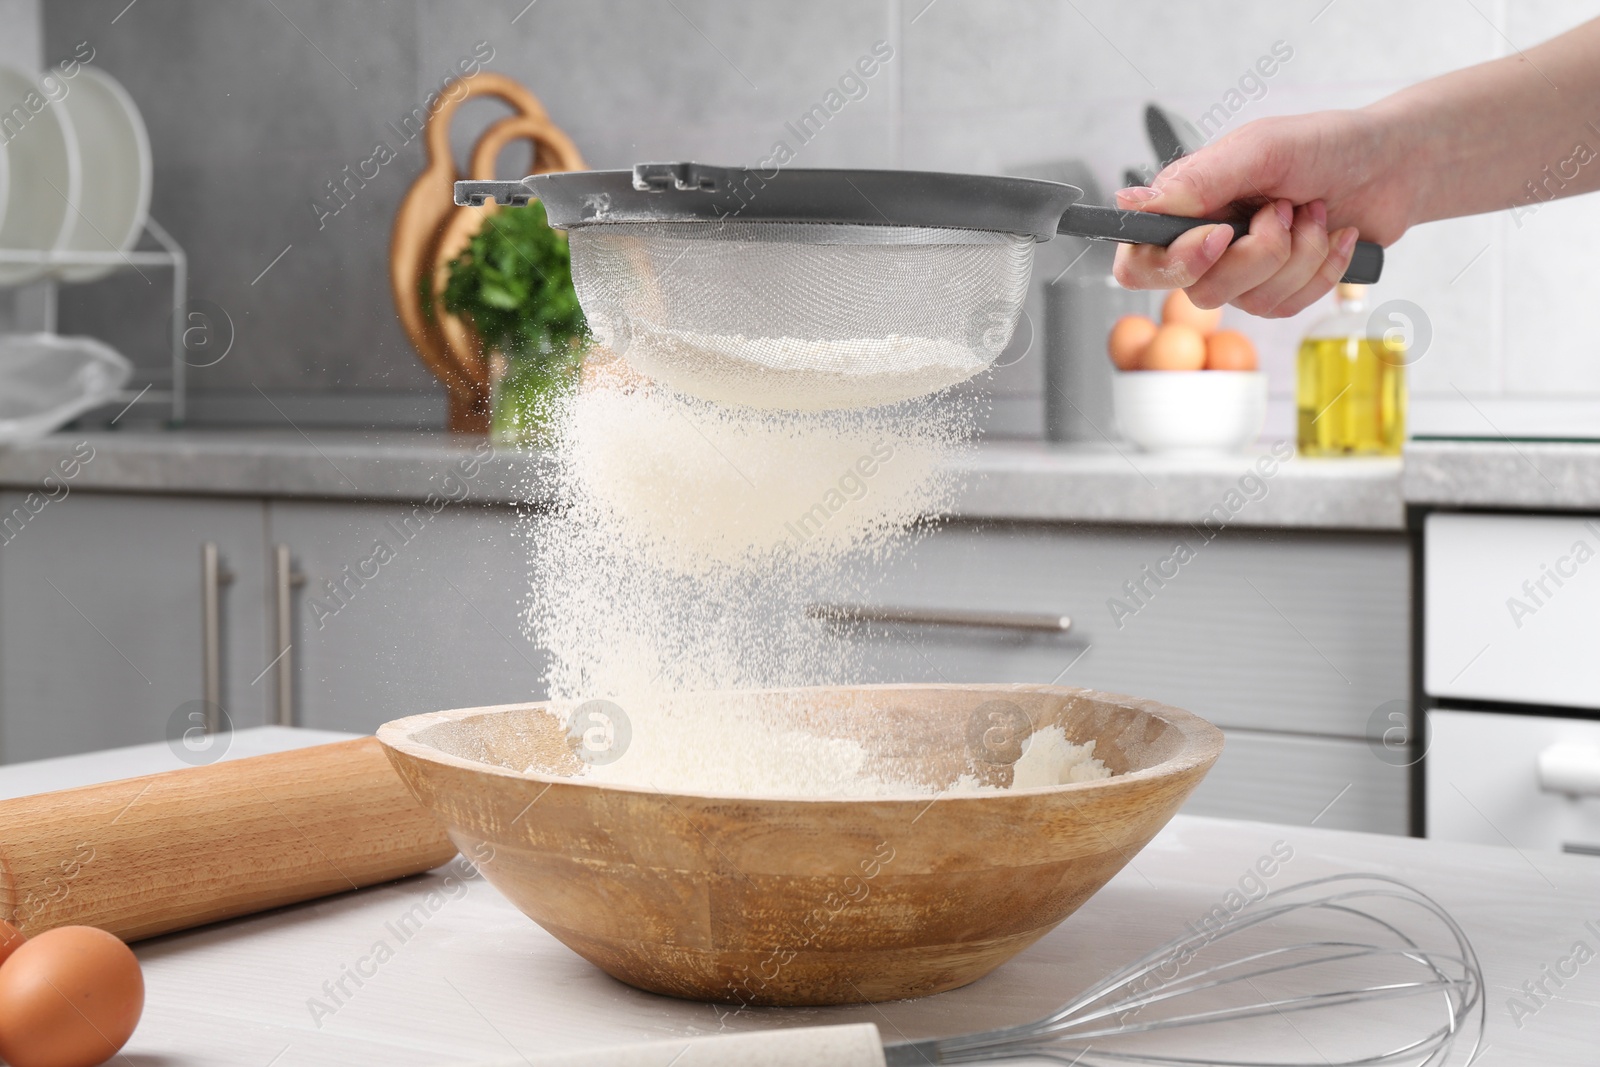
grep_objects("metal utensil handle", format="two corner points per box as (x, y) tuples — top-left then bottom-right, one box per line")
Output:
(1058, 203), (1383, 284)
(200, 542), (234, 733)
(810, 604), (1071, 634)
(272, 544), (306, 727)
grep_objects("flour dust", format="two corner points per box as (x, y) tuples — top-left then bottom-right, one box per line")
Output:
(521, 377), (973, 712)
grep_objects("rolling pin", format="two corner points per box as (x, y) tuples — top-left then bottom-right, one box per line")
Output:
(462, 1024), (889, 1067)
(0, 738), (457, 941)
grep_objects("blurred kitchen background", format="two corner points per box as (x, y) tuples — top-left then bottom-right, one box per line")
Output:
(0, 0), (1595, 437)
(1, 1), (1598, 857)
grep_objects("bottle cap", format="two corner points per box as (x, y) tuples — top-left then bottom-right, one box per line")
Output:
(1336, 283), (1367, 301)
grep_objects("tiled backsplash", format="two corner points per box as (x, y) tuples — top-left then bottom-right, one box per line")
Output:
(32, 0), (1600, 435)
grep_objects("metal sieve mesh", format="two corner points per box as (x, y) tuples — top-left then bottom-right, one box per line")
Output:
(567, 221), (1035, 410)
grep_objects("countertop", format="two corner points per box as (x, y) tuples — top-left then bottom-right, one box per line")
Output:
(0, 430), (1407, 530)
(10, 431), (1600, 530)
(0, 726), (356, 800)
(3, 733), (1597, 1064)
(1405, 438), (1600, 511)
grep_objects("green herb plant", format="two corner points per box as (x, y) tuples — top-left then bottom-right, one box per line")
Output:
(441, 201), (586, 442)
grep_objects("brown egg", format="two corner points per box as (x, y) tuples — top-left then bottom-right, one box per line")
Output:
(1161, 289), (1224, 335)
(1107, 315), (1159, 370)
(1141, 324), (1208, 371)
(0, 926), (144, 1067)
(0, 921), (23, 968)
(1205, 329), (1259, 371)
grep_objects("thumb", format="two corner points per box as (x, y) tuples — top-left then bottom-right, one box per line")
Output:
(1117, 137), (1268, 219)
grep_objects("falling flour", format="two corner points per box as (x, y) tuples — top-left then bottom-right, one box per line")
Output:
(520, 369), (1112, 797)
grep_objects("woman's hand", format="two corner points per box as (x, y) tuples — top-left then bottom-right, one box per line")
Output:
(1111, 108), (1414, 317)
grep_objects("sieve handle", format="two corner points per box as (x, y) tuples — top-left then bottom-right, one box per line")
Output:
(1058, 203), (1383, 284)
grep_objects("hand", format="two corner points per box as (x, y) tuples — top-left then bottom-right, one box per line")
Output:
(1111, 108), (1414, 317)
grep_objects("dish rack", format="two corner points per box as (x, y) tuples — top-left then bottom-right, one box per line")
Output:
(0, 217), (188, 425)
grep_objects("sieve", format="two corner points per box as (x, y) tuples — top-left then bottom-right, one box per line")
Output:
(455, 162), (1384, 410)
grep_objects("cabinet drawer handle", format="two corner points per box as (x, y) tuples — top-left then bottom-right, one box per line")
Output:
(807, 604), (1072, 634)
(1538, 742), (1600, 797)
(200, 542), (235, 733)
(273, 544), (307, 727)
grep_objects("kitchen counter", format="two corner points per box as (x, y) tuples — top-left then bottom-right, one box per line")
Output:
(6, 732), (1597, 1063)
(0, 430), (1406, 530)
(1406, 438), (1600, 511)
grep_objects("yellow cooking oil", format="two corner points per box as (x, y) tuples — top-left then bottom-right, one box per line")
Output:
(1296, 284), (1406, 456)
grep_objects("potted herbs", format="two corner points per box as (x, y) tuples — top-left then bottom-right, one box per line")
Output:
(441, 201), (586, 443)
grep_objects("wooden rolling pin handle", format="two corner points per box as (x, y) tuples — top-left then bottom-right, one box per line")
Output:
(461, 1024), (887, 1067)
(0, 737), (457, 942)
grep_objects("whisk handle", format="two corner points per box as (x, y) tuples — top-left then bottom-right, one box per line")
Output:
(1058, 203), (1383, 284)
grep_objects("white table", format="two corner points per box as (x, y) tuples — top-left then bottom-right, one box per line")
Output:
(5, 736), (1597, 1065)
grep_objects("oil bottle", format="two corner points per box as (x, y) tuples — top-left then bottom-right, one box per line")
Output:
(1296, 284), (1406, 456)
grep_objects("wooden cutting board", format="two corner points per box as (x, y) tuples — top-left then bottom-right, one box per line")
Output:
(389, 73), (584, 433)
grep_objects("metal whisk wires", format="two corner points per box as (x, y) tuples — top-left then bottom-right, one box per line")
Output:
(885, 873), (1484, 1067)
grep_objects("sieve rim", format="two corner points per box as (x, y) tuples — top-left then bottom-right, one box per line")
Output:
(565, 220), (1036, 247)
(521, 163), (1084, 241)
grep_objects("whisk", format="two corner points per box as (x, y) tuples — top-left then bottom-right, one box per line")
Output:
(475, 874), (1484, 1067)
(883, 873), (1485, 1066)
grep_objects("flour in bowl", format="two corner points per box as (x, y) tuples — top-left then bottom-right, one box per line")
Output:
(531, 701), (1110, 797)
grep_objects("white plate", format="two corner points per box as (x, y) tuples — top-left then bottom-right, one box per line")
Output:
(0, 66), (81, 285)
(53, 67), (151, 283)
(0, 333), (131, 442)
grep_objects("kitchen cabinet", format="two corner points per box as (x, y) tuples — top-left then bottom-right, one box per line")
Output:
(265, 500), (548, 734)
(1188, 729), (1408, 835)
(1428, 708), (1600, 854)
(0, 491), (550, 758)
(847, 521), (1408, 735)
(1424, 511), (1600, 710)
(0, 493), (268, 762)
(841, 520), (1411, 833)
(0, 489), (1412, 834)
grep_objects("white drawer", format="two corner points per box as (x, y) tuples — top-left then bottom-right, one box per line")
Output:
(1427, 709), (1600, 855)
(1424, 512), (1600, 710)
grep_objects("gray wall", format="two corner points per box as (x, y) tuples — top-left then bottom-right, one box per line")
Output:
(37, 1), (1600, 433)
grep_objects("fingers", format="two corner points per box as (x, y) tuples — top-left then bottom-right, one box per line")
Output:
(1183, 200), (1295, 310)
(1113, 195), (1361, 319)
(1111, 209), (1233, 291)
(1231, 201), (1331, 317)
(1113, 195), (1297, 299)
(1138, 130), (1274, 219)
(1271, 227), (1360, 318)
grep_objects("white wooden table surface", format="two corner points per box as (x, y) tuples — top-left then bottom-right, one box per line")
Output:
(6, 735), (1598, 1065)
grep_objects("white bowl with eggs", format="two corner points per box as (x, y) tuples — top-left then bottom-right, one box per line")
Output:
(1106, 290), (1266, 454)
(1113, 369), (1267, 454)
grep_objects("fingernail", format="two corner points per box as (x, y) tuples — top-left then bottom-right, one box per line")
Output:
(1309, 200), (1327, 228)
(1119, 186), (1159, 204)
(1336, 227), (1358, 256)
(1201, 224), (1233, 259)
(1275, 199), (1293, 229)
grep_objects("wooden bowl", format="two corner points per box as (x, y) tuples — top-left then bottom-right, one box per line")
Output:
(377, 684), (1221, 1006)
